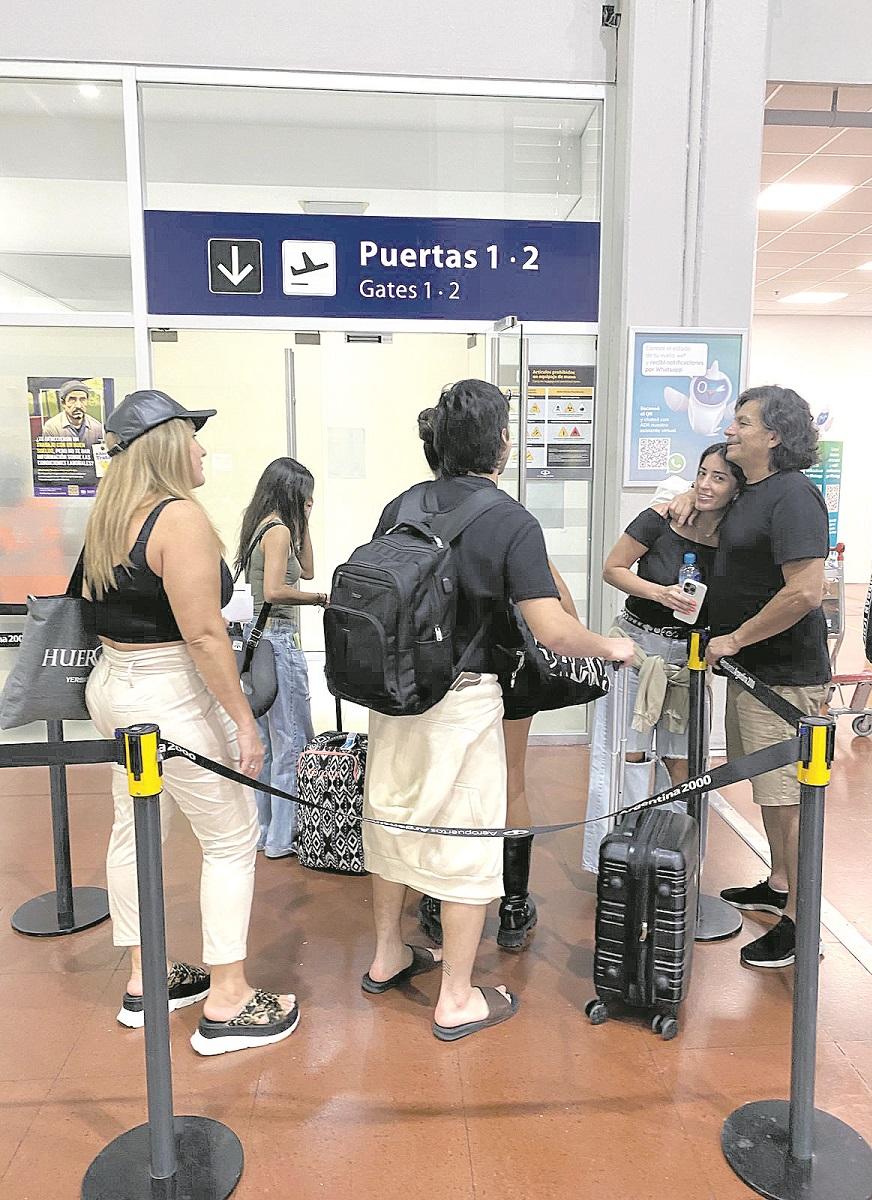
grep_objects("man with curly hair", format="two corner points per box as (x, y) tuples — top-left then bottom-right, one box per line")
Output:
(673, 385), (829, 969)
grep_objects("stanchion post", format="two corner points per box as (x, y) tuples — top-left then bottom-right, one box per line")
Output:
(47, 720), (75, 929)
(82, 723), (244, 1200)
(10, 720), (110, 937)
(722, 716), (872, 1200)
(687, 631), (742, 942)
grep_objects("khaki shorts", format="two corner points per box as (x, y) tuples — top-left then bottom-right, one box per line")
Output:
(725, 679), (827, 807)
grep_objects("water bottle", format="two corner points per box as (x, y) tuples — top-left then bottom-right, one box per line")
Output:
(678, 552), (702, 587)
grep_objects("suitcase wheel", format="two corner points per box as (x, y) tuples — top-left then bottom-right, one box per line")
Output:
(652, 1014), (679, 1040)
(585, 999), (609, 1026)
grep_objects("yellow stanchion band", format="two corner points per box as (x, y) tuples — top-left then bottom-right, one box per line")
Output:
(687, 631), (707, 672)
(797, 723), (831, 787)
(123, 728), (163, 797)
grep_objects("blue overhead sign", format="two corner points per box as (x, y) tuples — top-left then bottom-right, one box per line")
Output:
(144, 211), (600, 322)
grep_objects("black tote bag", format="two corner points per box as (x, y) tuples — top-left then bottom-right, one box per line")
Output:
(493, 603), (610, 715)
(0, 553), (99, 729)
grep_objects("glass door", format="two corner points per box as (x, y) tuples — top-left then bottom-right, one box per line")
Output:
(492, 322), (598, 740)
(490, 317), (528, 502)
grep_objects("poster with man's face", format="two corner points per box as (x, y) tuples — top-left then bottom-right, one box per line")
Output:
(27, 377), (113, 497)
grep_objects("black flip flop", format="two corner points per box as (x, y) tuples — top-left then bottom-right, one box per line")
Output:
(432, 986), (520, 1042)
(361, 945), (440, 994)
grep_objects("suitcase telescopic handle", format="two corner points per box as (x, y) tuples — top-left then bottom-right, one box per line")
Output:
(607, 663), (630, 821)
(335, 694), (343, 733)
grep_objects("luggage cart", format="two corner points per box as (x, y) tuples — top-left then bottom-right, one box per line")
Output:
(822, 543), (872, 737)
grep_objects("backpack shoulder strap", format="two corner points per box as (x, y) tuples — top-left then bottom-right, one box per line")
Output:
(429, 486), (506, 545)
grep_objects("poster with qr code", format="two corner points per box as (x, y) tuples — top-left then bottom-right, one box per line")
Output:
(804, 440), (842, 548)
(625, 328), (745, 486)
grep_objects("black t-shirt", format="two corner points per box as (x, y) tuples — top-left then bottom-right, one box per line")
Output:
(375, 475), (559, 673)
(708, 471), (830, 685)
(623, 509), (715, 629)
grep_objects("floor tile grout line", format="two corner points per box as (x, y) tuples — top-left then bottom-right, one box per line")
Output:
(709, 791), (872, 975)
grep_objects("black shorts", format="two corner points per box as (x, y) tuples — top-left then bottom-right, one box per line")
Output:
(501, 695), (539, 722)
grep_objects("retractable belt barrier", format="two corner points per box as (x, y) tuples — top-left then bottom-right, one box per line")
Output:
(717, 654), (808, 729)
(0, 712), (803, 839)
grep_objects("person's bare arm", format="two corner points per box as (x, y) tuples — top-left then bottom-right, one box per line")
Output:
(665, 487), (698, 527)
(152, 502), (262, 774)
(706, 558), (825, 664)
(262, 525), (326, 607)
(518, 597), (634, 663)
(548, 560), (578, 619)
(603, 534), (695, 615)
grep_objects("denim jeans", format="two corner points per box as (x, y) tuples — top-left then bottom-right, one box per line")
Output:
(247, 618), (314, 857)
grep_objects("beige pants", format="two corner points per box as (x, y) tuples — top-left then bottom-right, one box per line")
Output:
(725, 679), (827, 807)
(86, 644), (259, 965)
(363, 675), (506, 904)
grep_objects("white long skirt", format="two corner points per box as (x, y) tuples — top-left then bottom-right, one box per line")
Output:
(362, 675), (506, 905)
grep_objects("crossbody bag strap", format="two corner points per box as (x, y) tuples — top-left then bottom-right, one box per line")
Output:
(238, 520), (285, 670)
(234, 519), (284, 583)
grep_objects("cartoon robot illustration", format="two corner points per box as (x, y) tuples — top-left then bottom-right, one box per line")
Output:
(812, 405), (834, 434)
(664, 360), (734, 435)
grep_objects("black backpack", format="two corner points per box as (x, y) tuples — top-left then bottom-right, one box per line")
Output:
(324, 483), (505, 716)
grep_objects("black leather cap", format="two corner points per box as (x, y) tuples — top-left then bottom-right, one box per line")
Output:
(105, 389), (216, 455)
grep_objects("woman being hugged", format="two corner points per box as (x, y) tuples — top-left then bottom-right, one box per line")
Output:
(84, 389), (298, 1056)
(237, 458), (327, 859)
(585, 443), (744, 857)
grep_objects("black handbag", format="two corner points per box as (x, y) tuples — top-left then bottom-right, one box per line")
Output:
(0, 552), (99, 729)
(230, 521), (283, 719)
(493, 602), (610, 714)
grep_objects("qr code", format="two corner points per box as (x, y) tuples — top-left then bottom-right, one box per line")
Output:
(825, 484), (840, 513)
(637, 437), (671, 471)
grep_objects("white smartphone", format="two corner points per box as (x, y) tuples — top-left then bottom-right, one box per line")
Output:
(673, 578), (707, 625)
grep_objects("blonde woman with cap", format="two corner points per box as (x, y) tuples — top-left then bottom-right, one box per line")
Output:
(84, 389), (298, 1056)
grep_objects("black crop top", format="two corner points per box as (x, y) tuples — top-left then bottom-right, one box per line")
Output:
(92, 498), (234, 644)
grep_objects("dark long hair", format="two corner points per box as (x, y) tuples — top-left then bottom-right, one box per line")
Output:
(735, 385), (819, 471)
(697, 441), (746, 527)
(236, 457), (314, 571)
(418, 407), (440, 474)
(433, 379), (509, 477)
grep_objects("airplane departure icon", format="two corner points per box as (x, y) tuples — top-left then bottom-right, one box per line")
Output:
(289, 251), (330, 277)
(281, 240), (338, 297)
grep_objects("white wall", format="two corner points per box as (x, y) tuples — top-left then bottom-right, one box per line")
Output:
(769, 0), (872, 85)
(750, 314), (870, 584)
(0, 0), (613, 83)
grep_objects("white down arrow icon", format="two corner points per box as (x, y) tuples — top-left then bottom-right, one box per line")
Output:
(217, 245), (254, 287)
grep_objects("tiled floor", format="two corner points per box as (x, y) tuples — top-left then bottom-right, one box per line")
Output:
(0, 591), (870, 1199)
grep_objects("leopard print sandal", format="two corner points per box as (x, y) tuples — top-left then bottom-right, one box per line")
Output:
(117, 961), (210, 1029)
(190, 988), (300, 1057)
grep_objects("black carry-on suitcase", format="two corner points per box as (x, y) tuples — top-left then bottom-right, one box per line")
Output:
(585, 666), (699, 1040)
(296, 697), (368, 876)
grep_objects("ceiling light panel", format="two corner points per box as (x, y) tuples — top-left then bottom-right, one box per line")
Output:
(777, 291), (848, 304)
(758, 183), (853, 211)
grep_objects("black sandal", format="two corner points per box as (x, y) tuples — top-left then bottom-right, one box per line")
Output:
(190, 989), (300, 1056)
(361, 945), (440, 994)
(117, 961), (210, 1029)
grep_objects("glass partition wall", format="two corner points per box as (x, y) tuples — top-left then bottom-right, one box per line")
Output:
(0, 64), (604, 740)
